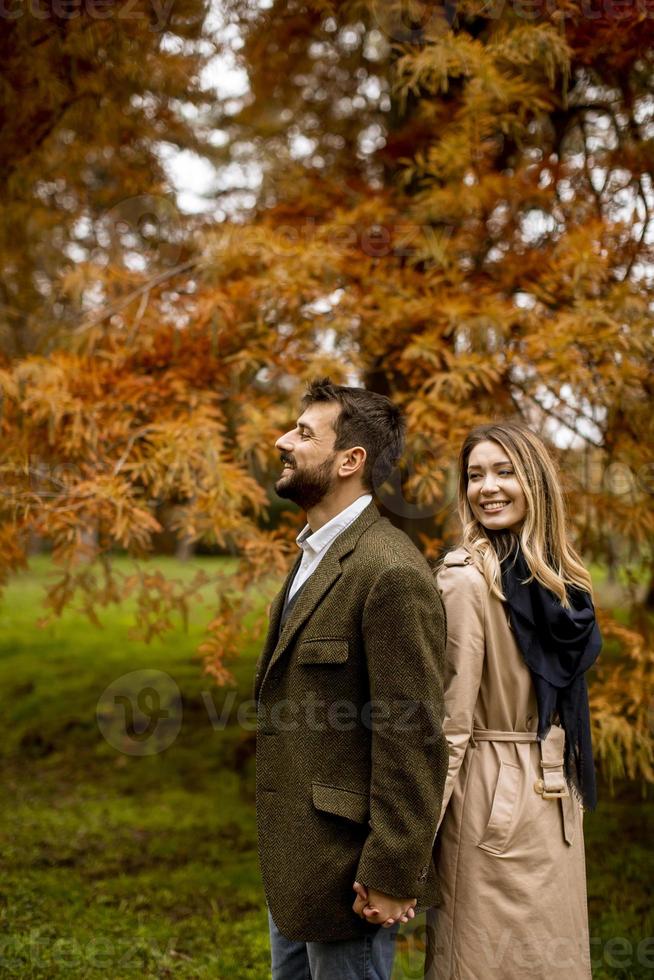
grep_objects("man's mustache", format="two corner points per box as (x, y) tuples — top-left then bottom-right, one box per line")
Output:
(280, 454), (296, 467)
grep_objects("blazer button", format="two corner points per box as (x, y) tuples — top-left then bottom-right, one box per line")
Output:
(418, 866), (428, 882)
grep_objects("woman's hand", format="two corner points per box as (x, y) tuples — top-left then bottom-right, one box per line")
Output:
(352, 881), (416, 928)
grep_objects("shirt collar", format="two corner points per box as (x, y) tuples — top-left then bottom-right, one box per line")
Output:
(296, 494), (373, 555)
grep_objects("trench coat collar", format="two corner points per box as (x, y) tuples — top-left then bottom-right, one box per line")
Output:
(443, 546), (537, 628)
(256, 501), (380, 698)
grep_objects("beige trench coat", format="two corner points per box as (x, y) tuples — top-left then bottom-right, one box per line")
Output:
(426, 548), (592, 980)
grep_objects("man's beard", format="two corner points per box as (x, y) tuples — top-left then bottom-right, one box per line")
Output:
(275, 453), (337, 510)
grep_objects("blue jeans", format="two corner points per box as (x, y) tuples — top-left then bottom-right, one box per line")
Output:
(268, 909), (399, 980)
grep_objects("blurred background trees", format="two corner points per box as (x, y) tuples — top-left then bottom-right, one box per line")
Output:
(0, 0), (220, 357)
(1, 0), (652, 780)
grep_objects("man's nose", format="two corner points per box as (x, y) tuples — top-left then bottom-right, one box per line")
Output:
(275, 430), (294, 452)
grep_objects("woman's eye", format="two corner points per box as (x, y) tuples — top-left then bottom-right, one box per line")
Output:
(499, 470), (513, 476)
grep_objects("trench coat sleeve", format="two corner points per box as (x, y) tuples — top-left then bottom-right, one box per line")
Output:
(435, 561), (486, 833)
(354, 562), (448, 901)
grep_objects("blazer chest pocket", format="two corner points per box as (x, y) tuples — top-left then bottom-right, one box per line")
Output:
(312, 782), (369, 824)
(297, 639), (349, 665)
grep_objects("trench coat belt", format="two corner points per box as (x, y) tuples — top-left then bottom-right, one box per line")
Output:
(472, 726), (567, 796)
(472, 728), (538, 743)
(471, 726), (577, 845)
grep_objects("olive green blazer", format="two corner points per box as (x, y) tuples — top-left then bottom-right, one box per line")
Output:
(255, 502), (448, 942)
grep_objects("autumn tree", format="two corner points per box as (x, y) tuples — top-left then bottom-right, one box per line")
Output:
(0, 1), (652, 778)
(201, 0), (654, 782)
(0, 0), (219, 357)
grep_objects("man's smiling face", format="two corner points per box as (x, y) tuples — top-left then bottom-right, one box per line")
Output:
(274, 402), (341, 510)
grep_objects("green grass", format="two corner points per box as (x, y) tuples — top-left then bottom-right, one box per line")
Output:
(0, 556), (271, 979)
(0, 558), (651, 978)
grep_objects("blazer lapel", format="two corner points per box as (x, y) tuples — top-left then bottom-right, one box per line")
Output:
(254, 554), (301, 701)
(258, 502), (380, 693)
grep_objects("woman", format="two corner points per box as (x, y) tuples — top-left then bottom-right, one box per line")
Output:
(425, 421), (601, 980)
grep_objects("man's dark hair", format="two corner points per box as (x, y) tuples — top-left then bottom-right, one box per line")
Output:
(301, 377), (406, 491)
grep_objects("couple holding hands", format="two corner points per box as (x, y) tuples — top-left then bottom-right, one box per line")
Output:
(254, 378), (600, 980)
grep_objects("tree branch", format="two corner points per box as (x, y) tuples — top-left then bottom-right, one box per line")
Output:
(510, 380), (603, 447)
(72, 259), (199, 336)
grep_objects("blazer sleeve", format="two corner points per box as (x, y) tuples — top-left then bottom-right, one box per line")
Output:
(355, 561), (448, 901)
(435, 560), (486, 832)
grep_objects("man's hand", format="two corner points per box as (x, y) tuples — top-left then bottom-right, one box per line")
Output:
(352, 881), (416, 928)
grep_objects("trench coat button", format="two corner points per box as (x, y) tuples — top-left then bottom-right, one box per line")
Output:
(534, 778), (544, 795)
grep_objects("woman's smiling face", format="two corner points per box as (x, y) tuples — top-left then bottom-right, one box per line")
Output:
(466, 439), (527, 533)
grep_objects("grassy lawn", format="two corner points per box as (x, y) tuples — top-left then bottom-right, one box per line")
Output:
(0, 558), (651, 978)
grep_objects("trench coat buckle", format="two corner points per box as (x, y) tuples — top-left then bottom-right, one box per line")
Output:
(534, 725), (570, 799)
(535, 758), (569, 799)
(534, 776), (568, 799)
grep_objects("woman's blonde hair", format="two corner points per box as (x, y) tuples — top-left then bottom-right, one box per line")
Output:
(457, 421), (592, 605)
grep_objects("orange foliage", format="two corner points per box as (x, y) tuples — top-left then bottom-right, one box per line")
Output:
(1, 0), (652, 784)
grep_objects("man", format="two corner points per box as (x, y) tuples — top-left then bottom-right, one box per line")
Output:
(255, 378), (448, 979)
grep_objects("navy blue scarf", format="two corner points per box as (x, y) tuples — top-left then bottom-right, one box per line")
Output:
(500, 546), (602, 809)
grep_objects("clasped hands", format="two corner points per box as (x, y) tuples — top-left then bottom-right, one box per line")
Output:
(352, 881), (416, 928)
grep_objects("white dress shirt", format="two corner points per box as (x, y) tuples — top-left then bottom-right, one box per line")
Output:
(287, 494), (373, 602)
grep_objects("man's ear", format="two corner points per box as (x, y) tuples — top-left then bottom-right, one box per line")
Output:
(338, 446), (367, 479)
